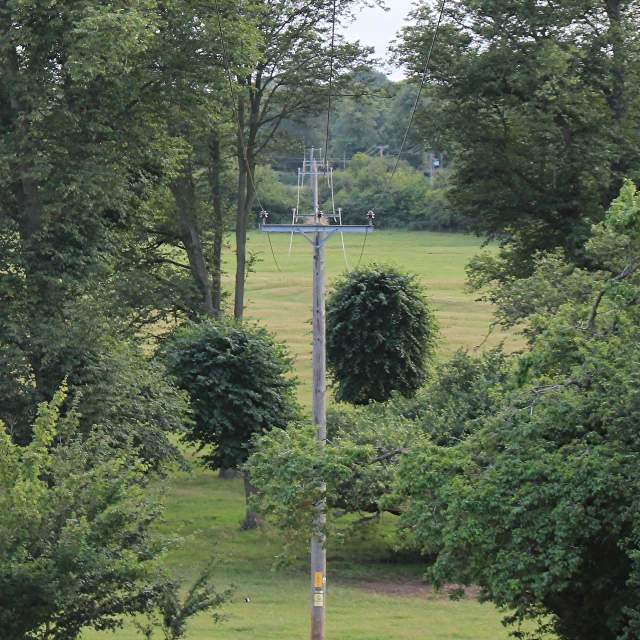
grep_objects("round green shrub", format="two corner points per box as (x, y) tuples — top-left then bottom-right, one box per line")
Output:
(165, 318), (299, 470)
(326, 263), (439, 404)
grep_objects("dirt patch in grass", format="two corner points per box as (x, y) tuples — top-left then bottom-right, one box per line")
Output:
(358, 580), (480, 599)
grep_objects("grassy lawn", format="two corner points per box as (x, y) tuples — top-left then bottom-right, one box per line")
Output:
(238, 230), (521, 403)
(85, 231), (520, 640)
(84, 471), (513, 640)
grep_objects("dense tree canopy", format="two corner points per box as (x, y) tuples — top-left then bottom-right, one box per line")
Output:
(246, 345), (512, 563)
(396, 0), (640, 277)
(165, 319), (299, 471)
(0, 0), (250, 461)
(333, 153), (457, 229)
(399, 181), (640, 640)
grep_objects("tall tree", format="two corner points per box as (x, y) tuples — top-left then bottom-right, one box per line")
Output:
(147, 1), (256, 319)
(0, 0), (252, 443)
(398, 181), (640, 640)
(0, 0), (176, 428)
(326, 263), (439, 404)
(227, 0), (377, 318)
(395, 0), (640, 277)
(165, 318), (300, 529)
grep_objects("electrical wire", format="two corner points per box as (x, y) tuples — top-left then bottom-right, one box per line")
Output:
(355, 0), (447, 269)
(288, 169), (303, 264)
(329, 167), (351, 271)
(371, 0), (446, 214)
(323, 0), (337, 166)
(213, 0), (283, 272)
(322, 0), (353, 272)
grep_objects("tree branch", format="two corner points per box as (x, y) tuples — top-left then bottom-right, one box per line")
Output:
(354, 448), (407, 467)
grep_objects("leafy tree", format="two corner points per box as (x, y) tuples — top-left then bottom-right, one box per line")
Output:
(0, 0), (172, 406)
(0, 1), (161, 439)
(398, 181), (640, 640)
(326, 263), (439, 404)
(395, 0), (640, 278)
(377, 82), (429, 164)
(332, 153), (460, 229)
(228, 0), (377, 319)
(146, 2), (256, 319)
(164, 318), (299, 528)
(0, 389), (229, 640)
(0, 0), (251, 462)
(245, 346), (512, 563)
(330, 99), (380, 160)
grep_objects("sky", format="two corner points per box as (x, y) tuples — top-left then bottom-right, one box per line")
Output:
(342, 0), (417, 80)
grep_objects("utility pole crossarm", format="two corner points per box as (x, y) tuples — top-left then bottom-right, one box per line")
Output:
(260, 224), (373, 233)
(260, 224), (372, 249)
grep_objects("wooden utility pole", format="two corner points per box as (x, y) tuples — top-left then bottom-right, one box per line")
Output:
(310, 151), (327, 640)
(260, 148), (373, 640)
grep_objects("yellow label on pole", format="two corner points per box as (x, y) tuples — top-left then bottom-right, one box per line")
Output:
(314, 593), (324, 607)
(314, 572), (323, 588)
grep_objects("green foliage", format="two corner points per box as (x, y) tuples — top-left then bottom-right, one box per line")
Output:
(468, 180), (640, 342)
(333, 153), (460, 230)
(0, 311), (190, 469)
(165, 319), (299, 470)
(397, 186), (640, 639)
(326, 263), (439, 404)
(330, 100), (380, 160)
(0, 0), (250, 466)
(134, 559), (233, 640)
(0, 389), (229, 640)
(387, 346), (514, 446)
(605, 177), (640, 239)
(249, 180), (640, 638)
(396, 0), (640, 277)
(246, 346), (512, 564)
(245, 420), (406, 564)
(284, 73), (428, 167)
(68, 340), (190, 469)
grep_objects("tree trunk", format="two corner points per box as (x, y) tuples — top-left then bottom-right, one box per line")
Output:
(241, 474), (264, 531)
(234, 154), (248, 320)
(233, 90), (258, 320)
(218, 468), (240, 479)
(171, 163), (215, 317)
(209, 130), (225, 316)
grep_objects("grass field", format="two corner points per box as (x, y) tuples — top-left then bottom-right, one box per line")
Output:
(84, 232), (520, 640)
(84, 471), (513, 640)
(238, 230), (521, 403)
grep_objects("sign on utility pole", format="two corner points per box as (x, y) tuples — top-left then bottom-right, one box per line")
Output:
(260, 148), (373, 640)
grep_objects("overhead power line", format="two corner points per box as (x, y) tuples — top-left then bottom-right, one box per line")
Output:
(356, 0), (447, 268)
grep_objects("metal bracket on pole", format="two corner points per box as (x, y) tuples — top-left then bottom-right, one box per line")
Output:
(260, 224), (373, 248)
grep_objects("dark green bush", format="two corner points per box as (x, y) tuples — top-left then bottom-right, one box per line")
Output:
(326, 264), (439, 404)
(165, 318), (299, 470)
